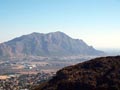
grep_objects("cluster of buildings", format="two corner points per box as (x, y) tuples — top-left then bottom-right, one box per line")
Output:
(0, 72), (55, 90)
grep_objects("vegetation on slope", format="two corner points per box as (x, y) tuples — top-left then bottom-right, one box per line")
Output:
(34, 56), (120, 90)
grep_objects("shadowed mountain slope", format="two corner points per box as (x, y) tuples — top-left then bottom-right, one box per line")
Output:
(34, 56), (120, 90)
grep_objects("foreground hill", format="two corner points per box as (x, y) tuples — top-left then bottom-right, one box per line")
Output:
(34, 56), (120, 90)
(0, 31), (103, 57)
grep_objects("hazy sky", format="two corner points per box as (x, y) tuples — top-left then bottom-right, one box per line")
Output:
(0, 0), (120, 49)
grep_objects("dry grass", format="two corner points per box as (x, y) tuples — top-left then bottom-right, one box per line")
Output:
(0, 75), (9, 80)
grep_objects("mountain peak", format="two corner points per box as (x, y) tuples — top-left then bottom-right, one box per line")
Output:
(30, 32), (44, 35)
(31, 32), (41, 34)
(52, 31), (64, 34)
(48, 31), (68, 36)
(0, 32), (104, 57)
(31, 31), (64, 35)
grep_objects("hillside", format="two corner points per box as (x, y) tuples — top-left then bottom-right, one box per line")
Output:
(0, 31), (103, 57)
(34, 56), (120, 90)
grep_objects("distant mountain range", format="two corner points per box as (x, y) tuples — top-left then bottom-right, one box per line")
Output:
(34, 56), (120, 90)
(0, 31), (104, 57)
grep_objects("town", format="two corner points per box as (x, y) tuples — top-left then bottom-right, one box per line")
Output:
(0, 55), (94, 90)
(0, 72), (55, 90)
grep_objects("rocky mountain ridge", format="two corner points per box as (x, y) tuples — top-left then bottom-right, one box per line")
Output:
(0, 31), (103, 57)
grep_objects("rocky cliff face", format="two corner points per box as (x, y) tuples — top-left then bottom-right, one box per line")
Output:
(34, 56), (120, 90)
(0, 31), (103, 57)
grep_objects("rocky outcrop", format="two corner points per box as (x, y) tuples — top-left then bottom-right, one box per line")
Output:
(34, 56), (120, 90)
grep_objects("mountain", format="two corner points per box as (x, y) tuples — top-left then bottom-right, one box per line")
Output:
(34, 56), (120, 90)
(0, 31), (103, 57)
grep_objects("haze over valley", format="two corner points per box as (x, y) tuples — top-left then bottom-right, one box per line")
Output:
(0, 0), (120, 90)
(0, 32), (105, 90)
(0, 31), (104, 75)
